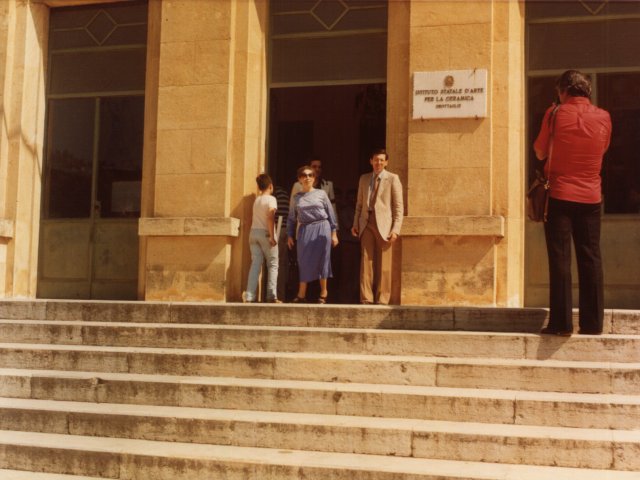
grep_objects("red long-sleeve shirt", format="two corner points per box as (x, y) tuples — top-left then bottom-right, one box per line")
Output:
(534, 97), (611, 204)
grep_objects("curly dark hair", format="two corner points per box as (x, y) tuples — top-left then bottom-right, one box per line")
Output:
(256, 173), (272, 191)
(555, 70), (591, 99)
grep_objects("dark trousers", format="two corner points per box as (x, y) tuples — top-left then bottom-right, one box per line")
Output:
(544, 198), (604, 332)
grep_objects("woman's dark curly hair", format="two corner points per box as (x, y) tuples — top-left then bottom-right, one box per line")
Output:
(555, 70), (591, 99)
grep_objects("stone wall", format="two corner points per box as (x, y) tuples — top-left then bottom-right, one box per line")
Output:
(390, 1), (525, 306)
(138, 0), (268, 301)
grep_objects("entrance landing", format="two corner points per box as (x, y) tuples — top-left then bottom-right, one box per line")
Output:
(0, 299), (637, 334)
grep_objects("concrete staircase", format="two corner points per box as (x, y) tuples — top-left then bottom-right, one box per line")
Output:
(0, 300), (638, 479)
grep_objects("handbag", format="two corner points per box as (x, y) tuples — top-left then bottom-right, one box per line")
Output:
(526, 169), (549, 222)
(527, 105), (560, 222)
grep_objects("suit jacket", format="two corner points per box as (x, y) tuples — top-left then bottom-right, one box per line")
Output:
(353, 169), (403, 240)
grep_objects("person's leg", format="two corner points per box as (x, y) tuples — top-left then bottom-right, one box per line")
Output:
(572, 202), (604, 333)
(543, 199), (574, 333)
(376, 231), (393, 305)
(318, 278), (328, 302)
(359, 223), (376, 303)
(261, 235), (279, 302)
(295, 281), (308, 300)
(245, 230), (265, 302)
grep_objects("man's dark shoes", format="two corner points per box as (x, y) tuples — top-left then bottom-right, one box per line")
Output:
(578, 329), (602, 335)
(540, 326), (572, 336)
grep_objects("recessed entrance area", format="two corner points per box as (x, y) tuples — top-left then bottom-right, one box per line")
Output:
(267, 0), (388, 303)
(268, 83), (386, 303)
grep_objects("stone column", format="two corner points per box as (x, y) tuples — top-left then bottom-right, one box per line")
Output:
(138, 0), (268, 301)
(388, 1), (525, 306)
(0, 1), (48, 298)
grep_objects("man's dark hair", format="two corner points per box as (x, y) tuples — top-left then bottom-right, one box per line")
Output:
(371, 148), (388, 160)
(256, 173), (272, 191)
(556, 70), (592, 99)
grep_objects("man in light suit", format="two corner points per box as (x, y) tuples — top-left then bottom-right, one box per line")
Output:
(351, 149), (403, 305)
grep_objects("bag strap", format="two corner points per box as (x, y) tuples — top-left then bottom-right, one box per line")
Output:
(542, 104), (560, 222)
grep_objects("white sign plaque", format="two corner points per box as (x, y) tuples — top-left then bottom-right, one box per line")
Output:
(412, 69), (488, 120)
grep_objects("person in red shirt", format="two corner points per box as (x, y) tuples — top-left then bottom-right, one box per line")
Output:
(534, 70), (612, 336)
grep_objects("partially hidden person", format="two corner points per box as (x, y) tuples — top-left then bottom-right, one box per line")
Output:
(534, 70), (612, 336)
(351, 149), (403, 305)
(243, 173), (281, 303)
(274, 184), (291, 301)
(287, 165), (339, 304)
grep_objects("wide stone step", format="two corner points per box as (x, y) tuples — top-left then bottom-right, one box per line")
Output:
(1, 343), (638, 394)
(2, 300), (638, 334)
(1, 320), (639, 362)
(1, 397), (638, 471)
(2, 430), (640, 480)
(2, 368), (639, 430)
(0, 469), (104, 479)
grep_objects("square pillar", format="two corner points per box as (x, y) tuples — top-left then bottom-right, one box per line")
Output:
(0, 1), (48, 298)
(139, 0), (268, 301)
(388, 1), (525, 306)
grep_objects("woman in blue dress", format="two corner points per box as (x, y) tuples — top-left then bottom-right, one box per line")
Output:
(287, 165), (339, 303)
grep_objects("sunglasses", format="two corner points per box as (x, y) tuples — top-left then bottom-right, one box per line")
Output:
(300, 173), (314, 178)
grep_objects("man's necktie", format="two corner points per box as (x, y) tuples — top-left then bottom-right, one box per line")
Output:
(369, 174), (380, 210)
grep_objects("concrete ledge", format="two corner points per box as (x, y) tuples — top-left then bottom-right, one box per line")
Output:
(4, 430), (640, 480)
(2, 343), (638, 394)
(402, 216), (504, 237)
(138, 217), (240, 237)
(2, 370), (639, 429)
(2, 399), (637, 471)
(0, 219), (14, 240)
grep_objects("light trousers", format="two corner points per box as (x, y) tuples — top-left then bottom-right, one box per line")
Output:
(246, 228), (278, 302)
(360, 213), (392, 305)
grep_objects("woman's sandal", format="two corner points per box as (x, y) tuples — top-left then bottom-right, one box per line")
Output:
(317, 296), (327, 304)
(291, 296), (306, 303)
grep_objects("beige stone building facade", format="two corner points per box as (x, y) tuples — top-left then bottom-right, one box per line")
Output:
(1, 0), (638, 307)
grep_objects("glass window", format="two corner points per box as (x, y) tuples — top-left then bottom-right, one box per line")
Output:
(44, 2), (147, 220)
(49, 49), (146, 95)
(97, 96), (145, 218)
(49, 1), (147, 49)
(598, 73), (640, 213)
(44, 99), (95, 219)
(527, 76), (556, 185)
(270, 0), (387, 85)
(529, 19), (640, 71)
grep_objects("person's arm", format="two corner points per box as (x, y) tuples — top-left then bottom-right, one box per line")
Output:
(326, 181), (339, 230)
(603, 112), (612, 152)
(323, 191), (339, 247)
(267, 207), (277, 247)
(533, 106), (554, 161)
(287, 195), (297, 249)
(351, 177), (364, 237)
(389, 174), (404, 243)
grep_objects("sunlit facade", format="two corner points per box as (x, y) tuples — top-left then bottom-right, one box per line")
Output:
(0, 0), (638, 308)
